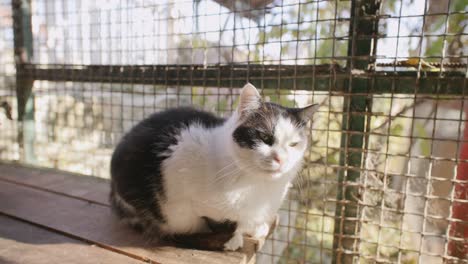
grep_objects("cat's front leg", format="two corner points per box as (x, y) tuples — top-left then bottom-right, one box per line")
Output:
(245, 215), (278, 239)
(223, 220), (254, 251)
(223, 223), (269, 251)
(223, 215), (279, 250)
(249, 222), (270, 238)
(223, 231), (244, 251)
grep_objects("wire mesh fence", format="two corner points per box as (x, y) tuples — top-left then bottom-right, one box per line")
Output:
(0, 0), (467, 263)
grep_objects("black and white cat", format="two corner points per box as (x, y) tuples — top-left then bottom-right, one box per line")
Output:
(110, 83), (318, 251)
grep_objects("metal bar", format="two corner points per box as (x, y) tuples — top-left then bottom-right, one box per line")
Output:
(12, 0), (33, 120)
(332, 1), (382, 263)
(16, 63), (466, 94)
(12, 0), (35, 163)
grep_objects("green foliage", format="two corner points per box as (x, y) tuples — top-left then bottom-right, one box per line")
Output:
(255, 1), (350, 65)
(415, 122), (431, 156)
(279, 208), (334, 264)
(385, 0), (466, 61)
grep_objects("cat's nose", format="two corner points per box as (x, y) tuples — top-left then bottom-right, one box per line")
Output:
(273, 153), (282, 165)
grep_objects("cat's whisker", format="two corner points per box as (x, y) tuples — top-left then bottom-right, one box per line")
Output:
(212, 168), (241, 184)
(213, 162), (255, 184)
(213, 166), (240, 183)
(211, 163), (255, 185)
(215, 161), (237, 176)
(215, 161), (252, 179)
(294, 175), (304, 200)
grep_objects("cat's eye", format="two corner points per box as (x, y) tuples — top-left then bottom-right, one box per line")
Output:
(257, 131), (273, 145)
(289, 142), (299, 147)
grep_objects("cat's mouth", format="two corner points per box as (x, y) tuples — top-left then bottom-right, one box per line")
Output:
(262, 166), (282, 174)
(256, 161), (283, 174)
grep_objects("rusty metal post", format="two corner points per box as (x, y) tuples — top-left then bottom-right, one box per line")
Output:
(332, 0), (381, 263)
(12, 0), (35, 163)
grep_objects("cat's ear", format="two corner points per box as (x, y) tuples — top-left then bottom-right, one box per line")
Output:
(296, 104), (319, 122)
(237, 83), (261, 117)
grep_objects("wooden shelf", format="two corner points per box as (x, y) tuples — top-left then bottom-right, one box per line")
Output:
(0, 163), (262, 264)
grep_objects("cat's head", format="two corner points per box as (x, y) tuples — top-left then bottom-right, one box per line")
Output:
(230, 83), (319, 180)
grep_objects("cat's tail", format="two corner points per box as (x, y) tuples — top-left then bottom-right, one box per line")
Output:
(109, 184), (136, 219)
(109, 184), (157, 234)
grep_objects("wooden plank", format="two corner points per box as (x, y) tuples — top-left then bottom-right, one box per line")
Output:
(0, 173), (249, 264)
(0, 214), (143, 264)
(0, 163), (264, 258)
(0, 163), (109, 205)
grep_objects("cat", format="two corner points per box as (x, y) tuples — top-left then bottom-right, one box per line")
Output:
(110, 83), (319, 251)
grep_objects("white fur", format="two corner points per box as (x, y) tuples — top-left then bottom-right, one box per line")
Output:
(159, 110), (307, 250)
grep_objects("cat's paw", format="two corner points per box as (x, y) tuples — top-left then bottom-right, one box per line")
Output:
(223, 233), (243, 251)
(244, 222), (270, 238)
(252, 222), (270, 238)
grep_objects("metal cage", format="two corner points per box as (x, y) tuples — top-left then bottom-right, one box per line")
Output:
(0, 0), (466, 263)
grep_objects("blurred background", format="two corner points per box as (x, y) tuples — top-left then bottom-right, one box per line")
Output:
(0, 0), (467, 263)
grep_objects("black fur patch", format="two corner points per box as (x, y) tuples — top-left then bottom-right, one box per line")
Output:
(110, 107), (225, 224)
(232, 126), (259, 148)
(170, 217), (237, 251)
(202, 216), (237, 233)
(285, 108), (309, 128)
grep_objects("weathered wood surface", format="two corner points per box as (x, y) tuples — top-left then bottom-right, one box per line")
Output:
(0, 164), (109, 205)
(0, 215), (141, 264)
(0, 163), (261, 264)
